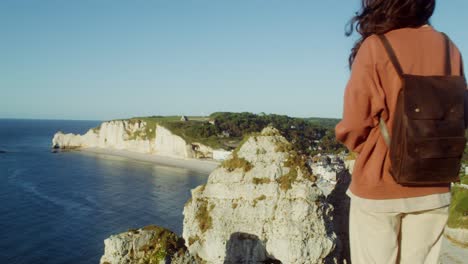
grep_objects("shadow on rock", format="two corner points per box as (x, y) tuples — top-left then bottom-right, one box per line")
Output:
(224, 232), (282, 264)
(324, 166), (351, 264)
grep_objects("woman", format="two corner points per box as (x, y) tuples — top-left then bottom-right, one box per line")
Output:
(335, 0), (465, 263)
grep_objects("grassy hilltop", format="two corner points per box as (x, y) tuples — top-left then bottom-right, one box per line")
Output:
(111, 112), (344, 155)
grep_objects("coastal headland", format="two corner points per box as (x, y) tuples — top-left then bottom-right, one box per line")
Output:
(51, 112), (467, 263)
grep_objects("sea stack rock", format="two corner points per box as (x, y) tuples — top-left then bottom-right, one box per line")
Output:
(182, 127), (337, 264)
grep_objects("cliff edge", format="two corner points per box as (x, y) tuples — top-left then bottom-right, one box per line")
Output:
(99, 126), (351, 264)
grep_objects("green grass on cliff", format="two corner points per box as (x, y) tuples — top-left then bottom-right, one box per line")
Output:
(113, 112), (346, 153)
(160, 120), (241, 150)
(120, 115), (241, 150)
(447, 184), (468, 229)
(221, 152), (253, 172)
(138, 225), (187, 264)
(195, 199), (213, 233)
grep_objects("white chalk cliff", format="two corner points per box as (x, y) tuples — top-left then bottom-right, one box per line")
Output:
(52, 120), (231, 160)
(97, 126), (352, 264)
(182, 127), (344, 264)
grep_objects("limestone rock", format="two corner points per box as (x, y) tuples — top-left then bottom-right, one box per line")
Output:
(98, 126), (353, 264)
(52, 120), (152, 152)
(183, 127), (337, 264)
(312, 155), (347, 197)
(99, 225), (196, 264)
(155, 125), (195, 158)
(51, 120), (226, 160)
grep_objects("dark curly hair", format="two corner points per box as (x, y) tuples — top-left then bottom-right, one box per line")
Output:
(346, 0), (436, 68)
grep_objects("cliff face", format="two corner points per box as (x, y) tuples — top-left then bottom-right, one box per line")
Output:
(98, 126), (351, 264)
(182, 127), (340, 264)
(154, 125), (195, 158)
(52, 120), (230, 160)
(52, 120), (153, 152)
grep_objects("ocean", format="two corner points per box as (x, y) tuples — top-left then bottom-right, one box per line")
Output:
(0, 119), (209, 264)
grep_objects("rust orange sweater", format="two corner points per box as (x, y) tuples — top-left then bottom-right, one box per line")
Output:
(335, 26), (465, 199)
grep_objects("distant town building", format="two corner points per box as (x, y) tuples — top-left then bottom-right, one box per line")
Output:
(180, 115), (189, 122)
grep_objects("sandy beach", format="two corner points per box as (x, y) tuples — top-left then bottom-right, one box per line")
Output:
(78, 147), (220, 174)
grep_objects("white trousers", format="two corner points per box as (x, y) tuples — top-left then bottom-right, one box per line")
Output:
(349, 201), (449, 264)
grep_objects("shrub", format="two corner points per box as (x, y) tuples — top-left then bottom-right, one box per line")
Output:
(137, 225), (187, 264)
(447, 184), (468, 229)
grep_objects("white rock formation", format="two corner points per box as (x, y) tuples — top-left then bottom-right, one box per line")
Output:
(100, 225), (195, 264)
(52, 120), (231, 160)
(52, 130), (99, 149)
(52, 120), (153, 152)
(192, 143), (216, 159)
(312, 155), (347, 197)
(182, 127), (337, 264)
(154, 125), (195, 158)
(213, 150), (232, 161)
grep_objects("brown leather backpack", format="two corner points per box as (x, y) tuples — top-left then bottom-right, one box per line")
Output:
(378, 33), (467, 186)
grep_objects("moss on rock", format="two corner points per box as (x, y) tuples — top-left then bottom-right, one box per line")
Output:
(195, 199), (214, 233)
(253, 195), (266, 207)
(137, 225), (187, 264)
(277, 148), (316, 191)
(221, 152), (253, 172)
(253, 177), (271, 184)
(188, 235), (200, 246)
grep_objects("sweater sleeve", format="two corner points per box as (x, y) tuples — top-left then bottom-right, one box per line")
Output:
(335, 36), (385, 153)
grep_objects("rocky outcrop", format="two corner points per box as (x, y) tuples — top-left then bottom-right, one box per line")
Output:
(182, 127), (343, 264)
(100, 225), (196, 264)
(52, 120), (230, 160)
(99, 126), (352, 264)
(52, 120), (153, 152)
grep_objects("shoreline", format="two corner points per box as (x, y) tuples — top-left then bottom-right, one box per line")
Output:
(74, 147), (221, 174)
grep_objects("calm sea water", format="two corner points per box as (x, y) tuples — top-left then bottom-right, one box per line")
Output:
(0, 119), (209, 264)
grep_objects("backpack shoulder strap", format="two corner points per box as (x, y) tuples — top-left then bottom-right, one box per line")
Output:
(378, 35), (404, 77)
(441, 32), (452, 75)
(461, 54), (466, 83)
(377, 34), (400, 147)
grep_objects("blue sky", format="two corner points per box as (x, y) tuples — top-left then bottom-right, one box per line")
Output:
(1, 0), (467, 120)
